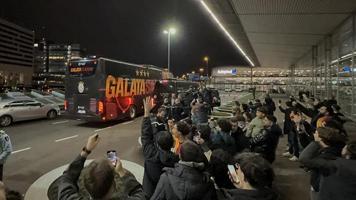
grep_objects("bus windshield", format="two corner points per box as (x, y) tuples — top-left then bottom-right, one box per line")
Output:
(69, 60), (97, 77)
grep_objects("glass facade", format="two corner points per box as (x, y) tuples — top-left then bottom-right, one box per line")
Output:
(291, 14), (356, 119)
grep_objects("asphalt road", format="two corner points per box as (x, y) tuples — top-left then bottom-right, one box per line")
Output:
(3, 116), (144, 195)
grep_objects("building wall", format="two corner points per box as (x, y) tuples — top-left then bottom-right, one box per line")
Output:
(0, 18), (34, 86)
(291, 14), (356, 119)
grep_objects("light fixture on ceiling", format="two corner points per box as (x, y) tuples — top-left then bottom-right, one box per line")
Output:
(200, 0), (255, 67)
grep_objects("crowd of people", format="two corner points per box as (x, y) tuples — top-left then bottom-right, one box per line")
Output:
(1, 88), (356, 200)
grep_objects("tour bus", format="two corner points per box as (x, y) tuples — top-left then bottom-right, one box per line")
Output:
(65, 57), (163, 121)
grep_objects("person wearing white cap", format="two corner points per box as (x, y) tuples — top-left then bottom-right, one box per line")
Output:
(0, 130), (12, 181)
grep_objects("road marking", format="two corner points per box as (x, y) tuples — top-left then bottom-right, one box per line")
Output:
(76, 119), (82, 121)
(123, 121), (134, 125)
(55, 135), (78, 142)
(52, 120), (69, 125)
(12, 147), (31, 154)
(94, 126), (112, 132)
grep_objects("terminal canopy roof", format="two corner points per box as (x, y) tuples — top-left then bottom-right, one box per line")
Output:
(203, 0), (356, 68)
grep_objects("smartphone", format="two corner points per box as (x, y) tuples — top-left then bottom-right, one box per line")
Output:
(107, 150), (117, 167)
(227, 165), (239, 183)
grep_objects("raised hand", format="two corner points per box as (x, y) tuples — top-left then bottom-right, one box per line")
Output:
(85, 133), (100, 152)
(143, 96), (153, 117)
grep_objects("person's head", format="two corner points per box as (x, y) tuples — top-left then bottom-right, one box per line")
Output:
(263, 115), (275, 128)
(232, 153), (274, 189)
(180, 141), (206, 163)
(291, 101), (297, 107)
(217, 119), (232, 133)
(240, 104), (249, 112)
(172, 121), (191, 138)
(233, 107), (242, 116)
(182, 118), (193, 126)
(331, 104), (341, 113)
(230, 116), (246, 132)
(163, 97), (169, 104)
(82, 159), (115, 199)
(285, 101), (292, 108)
(243, 112), (253, 123)
(177, 93), (183, 100)
(342, 141), (356, 159)
(234, 101), (241, 107)
(197, 125), (211, 142)
(157, 107), (166, 120)
(5, 190), (22, 200)
(290, 110), (303, 124)
(256, 106), (268, 119)
(264, 97), (272, 105)
(319, 105), (327, 114)
(197, 96), (204, 103)
(174, 98), (181, 105)
(210, 149), (232, 185)
(323, 119), (347, 136)
(209, 119), (217, 129)
(315, 127), (347, 147)
(156, 131), (174, 151)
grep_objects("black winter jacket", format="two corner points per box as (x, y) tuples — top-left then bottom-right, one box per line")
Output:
(308, 145), (343, 192)
(217, 187), (278, 200)
(278, 106), (293, 134)
(150, 162), (216, 200)
(300, 142), (356, 200)
(142, 117), (179, 198)
(231, 128), (250, 153)
(250, 124), (281, 163)
(291, 121), (314, 148)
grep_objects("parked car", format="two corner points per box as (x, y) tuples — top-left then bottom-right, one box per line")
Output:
(0, 99), (60, 127)
(235, 87), (243, 92)
(225, 88), (232, 92)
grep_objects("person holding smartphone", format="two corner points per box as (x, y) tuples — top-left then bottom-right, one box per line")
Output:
(218, 153), (277, 200)
(48, 134), (144, 200)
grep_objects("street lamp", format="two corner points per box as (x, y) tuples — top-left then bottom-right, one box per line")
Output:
(204, 56), (209, 76)
(163, 27), (176, 73)
(199, 68), (204, 73)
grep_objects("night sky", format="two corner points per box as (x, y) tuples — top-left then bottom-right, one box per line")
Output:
(1, 0), (247, 76)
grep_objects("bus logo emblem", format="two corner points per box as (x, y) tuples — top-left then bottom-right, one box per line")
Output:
(78, 81), (85, 93)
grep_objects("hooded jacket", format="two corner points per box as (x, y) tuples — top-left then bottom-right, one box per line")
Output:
(218, 187), (278, 200)
(142, 117), (179, 198)
(150, 162), (216, 200)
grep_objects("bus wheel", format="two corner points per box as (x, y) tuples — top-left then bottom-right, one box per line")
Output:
(129, 105), (136, 119)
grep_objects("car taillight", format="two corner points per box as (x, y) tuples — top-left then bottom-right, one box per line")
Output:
(64, 100), (68, 110)
(98, 101), (104, 114)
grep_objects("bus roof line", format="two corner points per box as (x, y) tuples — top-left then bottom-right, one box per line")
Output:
(146, 66), (163, 72)
(100, 58), (145, 68)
